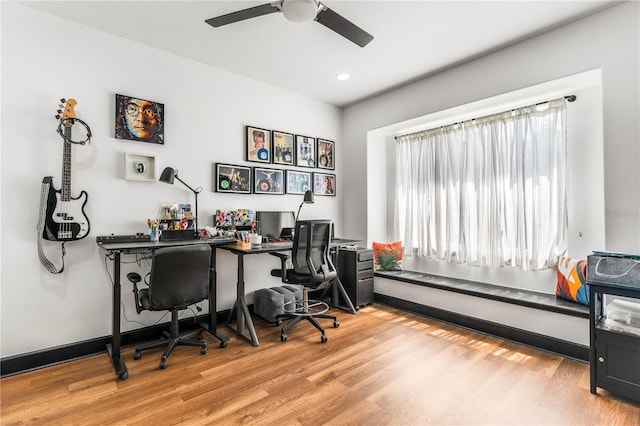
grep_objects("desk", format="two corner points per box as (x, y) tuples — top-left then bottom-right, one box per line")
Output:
(218, 239), (360, 346)
(97, 237), (234, 380)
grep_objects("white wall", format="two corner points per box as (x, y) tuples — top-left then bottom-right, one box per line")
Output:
(345, 1), (640, 253)
(343, 2), (639, 344)
(0, 3), (342, 358)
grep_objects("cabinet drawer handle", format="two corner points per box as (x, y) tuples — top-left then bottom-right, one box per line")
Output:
(598, 356), (605, 363)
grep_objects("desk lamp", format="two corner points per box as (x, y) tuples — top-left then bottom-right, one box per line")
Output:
(159, 167), (201, 237)
(295, 190), (315, 222)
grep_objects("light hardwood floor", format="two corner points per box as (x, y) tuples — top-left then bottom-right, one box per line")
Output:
(2, 304), (639, 425)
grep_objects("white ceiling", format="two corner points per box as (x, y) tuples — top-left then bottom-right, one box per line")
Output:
(21, 0), (620, 107)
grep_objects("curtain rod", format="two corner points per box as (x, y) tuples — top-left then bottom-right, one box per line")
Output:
(395, 95), (576, 140)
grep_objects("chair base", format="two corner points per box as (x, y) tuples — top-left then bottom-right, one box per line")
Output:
(276, 311), (339, 343)
(133, 310), (207, 369)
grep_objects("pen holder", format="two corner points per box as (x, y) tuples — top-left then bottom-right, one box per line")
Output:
(232, 240), (252, 249)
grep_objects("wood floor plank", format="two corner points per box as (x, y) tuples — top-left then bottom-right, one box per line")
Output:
(2, 303), (639, 425)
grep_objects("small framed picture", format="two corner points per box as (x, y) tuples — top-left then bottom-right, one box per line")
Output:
(215, 163), (252, 194)
(286, 170), (312, 194)
(115, 94), (164, 144)
(317, 138), (335, 170)
(313, 172), (336, 196)
(295, 135), (316, 168)
(272, 130), (295, 166)
(254, 167), (284, 194)
(246, 126), (271, 163)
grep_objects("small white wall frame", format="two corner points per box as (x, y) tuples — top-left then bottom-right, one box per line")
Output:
(124, 153), (156, 181)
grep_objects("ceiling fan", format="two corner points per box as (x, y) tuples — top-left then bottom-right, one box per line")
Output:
(205, 0), (374, 48)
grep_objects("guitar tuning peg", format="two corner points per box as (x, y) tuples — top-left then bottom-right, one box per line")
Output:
(60, 98), (66, 103)
(55, 115), (61, 119)
(58, 104), (64, 109)
(57, 109), (62, 114)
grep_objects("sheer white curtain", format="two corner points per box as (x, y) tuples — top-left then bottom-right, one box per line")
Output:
(395, 99), (568, 271)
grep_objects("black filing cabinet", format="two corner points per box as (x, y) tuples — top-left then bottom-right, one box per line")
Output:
(588, 281), (640, 402)
(336, 247), (374, 308)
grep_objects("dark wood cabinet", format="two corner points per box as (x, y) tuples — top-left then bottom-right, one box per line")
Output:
(336, 248), (374, 309)
(589, 281), (640, 402)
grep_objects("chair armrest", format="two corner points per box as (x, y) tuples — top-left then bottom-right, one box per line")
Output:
(127, 272), (144, 314)
(269, 252), (290, 282)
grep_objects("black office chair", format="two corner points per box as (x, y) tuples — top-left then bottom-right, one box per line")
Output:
(270, 220), (343, 343)
(126, 245), (211, 369)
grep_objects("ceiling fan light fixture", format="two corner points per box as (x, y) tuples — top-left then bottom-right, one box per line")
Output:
(280, 0), (319, 23)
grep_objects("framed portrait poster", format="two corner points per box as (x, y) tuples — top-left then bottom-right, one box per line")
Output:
(254, 167), (284, 194)
(115, 94), (164, 144)
(313, 172), (336, 196)
(272, 130), (295, 166)
(215, 163), (251, 194)
(246, 126), (271, 163)
(286, 170), (312, 195)
(317, 138), (335, 170)
(295, 135), (316, 168)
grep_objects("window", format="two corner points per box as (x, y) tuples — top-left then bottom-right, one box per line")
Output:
(395, 99), (568, 271)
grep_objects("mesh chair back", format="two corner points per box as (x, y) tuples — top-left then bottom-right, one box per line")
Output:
(292, 220), (337, 284)
(148, 245), (211, 310)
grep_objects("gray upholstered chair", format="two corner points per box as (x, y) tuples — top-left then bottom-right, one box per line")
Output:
(126, 244), (211, 369)
(270, 220), (342, 342)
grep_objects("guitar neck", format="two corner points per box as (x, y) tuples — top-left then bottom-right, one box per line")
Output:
(61, 123), (72, 201)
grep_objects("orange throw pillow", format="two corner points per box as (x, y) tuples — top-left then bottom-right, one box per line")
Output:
(556, 256), (589, 305)
(372, 241), (403, 271)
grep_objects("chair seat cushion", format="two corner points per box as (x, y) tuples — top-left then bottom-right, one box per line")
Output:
(285, 269), (312, 284)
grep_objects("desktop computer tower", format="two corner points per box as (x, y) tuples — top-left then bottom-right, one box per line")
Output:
(334, 247), (374, 308)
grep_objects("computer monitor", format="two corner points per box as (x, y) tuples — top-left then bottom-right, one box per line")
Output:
(255, 211), (295, 240)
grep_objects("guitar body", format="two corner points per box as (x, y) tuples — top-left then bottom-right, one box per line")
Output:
(42, 177), (90, 242)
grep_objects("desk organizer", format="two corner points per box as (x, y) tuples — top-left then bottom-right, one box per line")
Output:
(231, 240), (252, 249)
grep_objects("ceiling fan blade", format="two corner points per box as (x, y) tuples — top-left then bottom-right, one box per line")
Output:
(315, 5), (374, 47)
(205, 2), (280, 28)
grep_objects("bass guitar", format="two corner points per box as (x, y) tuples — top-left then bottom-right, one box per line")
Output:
(41, 98), (90, 241)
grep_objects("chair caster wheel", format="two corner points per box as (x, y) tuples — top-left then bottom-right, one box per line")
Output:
(118, 371), (128, 380)
(275, 319), (282, 326)
(333, 320), (340, 328)
(133, 351), (141, 360)
(159, 358), (167, 369)
(281, 333), (288, 342)
(220, 340), (228, 348)
(321, 334), (328, 343)
(200, 344), (207, 355)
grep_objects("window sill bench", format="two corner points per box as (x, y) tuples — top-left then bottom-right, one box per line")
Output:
(374, 269), (589, 318)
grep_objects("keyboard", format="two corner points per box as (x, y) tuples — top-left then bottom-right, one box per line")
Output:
(96, 234), (148, 244)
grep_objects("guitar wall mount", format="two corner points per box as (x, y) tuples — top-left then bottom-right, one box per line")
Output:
(56, 117), (92, 145)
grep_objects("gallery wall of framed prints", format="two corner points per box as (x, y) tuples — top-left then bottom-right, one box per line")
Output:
(214, 126), (337, 196)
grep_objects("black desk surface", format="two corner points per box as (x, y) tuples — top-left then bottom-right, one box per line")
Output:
(218, 238), (362, 255)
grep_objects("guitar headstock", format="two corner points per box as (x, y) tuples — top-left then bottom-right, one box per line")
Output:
(55, 98), (77, 126)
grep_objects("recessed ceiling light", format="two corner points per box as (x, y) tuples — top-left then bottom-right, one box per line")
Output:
(336, 73), (351, 81)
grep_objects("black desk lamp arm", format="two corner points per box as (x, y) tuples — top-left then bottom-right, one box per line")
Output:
(174, 175), (201, 235)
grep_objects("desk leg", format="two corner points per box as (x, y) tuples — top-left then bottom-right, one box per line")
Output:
(201, 248), (229, 347)
(225, 253), (260, 346)
(107, 252), (128, 380)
